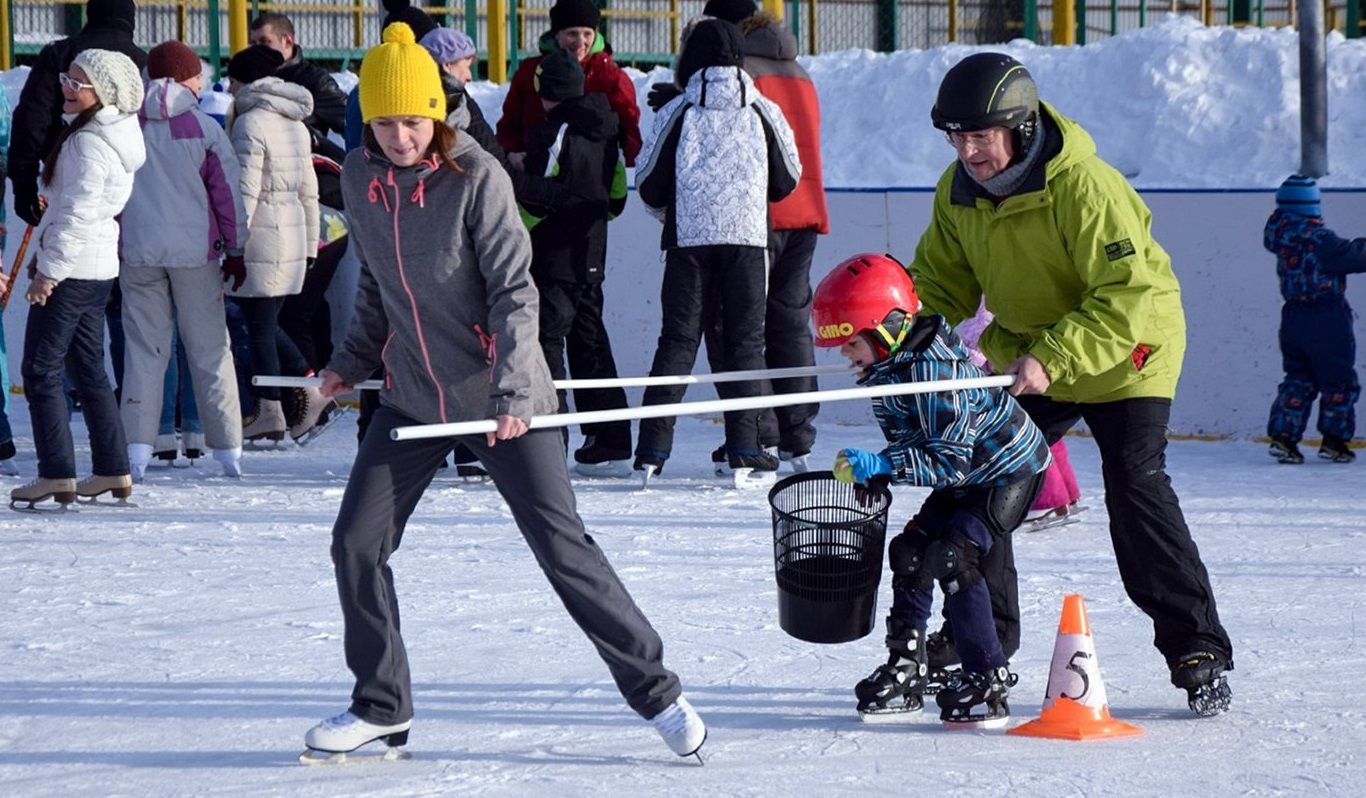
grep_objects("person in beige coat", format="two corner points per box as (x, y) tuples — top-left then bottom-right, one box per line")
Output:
(225, 44), (325, 444)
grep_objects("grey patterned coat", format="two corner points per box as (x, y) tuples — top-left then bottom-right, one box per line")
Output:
(636, 65), (801, 250)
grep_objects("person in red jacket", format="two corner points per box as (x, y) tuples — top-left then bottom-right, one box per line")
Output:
(495, 0), (641, 167)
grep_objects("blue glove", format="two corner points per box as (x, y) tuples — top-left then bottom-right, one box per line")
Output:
(834, 448), (892, 484)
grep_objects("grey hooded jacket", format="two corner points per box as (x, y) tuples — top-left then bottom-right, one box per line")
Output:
(327, 133), (556, 426)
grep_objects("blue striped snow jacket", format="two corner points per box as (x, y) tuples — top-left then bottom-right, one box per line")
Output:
(860, 316), (1052, 489)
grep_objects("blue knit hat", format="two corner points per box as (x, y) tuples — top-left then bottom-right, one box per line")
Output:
(1276, 174), (1321, 218)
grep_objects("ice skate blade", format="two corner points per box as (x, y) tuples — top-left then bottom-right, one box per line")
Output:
(299, 746), (411, 765)
(573, 459), (632, 478)
(858, 707), (924, 724)
(731, 467), (777, 490)
(10, 500), (76, 513)
(293, 406), (350, 447)
(635, 464), (659, 491)
(941, 714), (1010, 730)
(77, 495), (137, 508)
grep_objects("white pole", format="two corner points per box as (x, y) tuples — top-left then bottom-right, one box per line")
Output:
(390, 375), (1017, 441)
(252, 363), (857, 392)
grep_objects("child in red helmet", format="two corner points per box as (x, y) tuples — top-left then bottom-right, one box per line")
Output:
(812, 253), (1051, 729)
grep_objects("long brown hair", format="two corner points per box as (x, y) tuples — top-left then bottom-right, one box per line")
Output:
(363, 120), (464, 174)
(42, 104), (102, 187)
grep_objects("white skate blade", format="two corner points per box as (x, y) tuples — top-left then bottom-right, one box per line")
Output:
(573, 459), (632, 478)
(635, 464), (659, 491)
(294, 406), (351, 447)
(858, 707), (924, 724)
(941, 714), (1010, 730)
(299, 746), (411, 765)
(731, 467), (777, 490)
(1022, 504), (1087, 532)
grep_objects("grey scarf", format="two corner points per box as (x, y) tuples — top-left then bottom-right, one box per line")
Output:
(969, 124), (1045, 197)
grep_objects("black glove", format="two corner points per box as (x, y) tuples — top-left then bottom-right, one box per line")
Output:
(647, 82), (683, 112)
(13, 183), (42, 227)
(221, 254), (246, 292)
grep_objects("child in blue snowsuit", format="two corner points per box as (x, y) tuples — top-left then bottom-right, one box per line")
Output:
(1264, 175), (1366, 464)
(811, 253), (1051, 728)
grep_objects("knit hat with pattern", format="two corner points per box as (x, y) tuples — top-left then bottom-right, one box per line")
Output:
(535, 47), (585, 101)
(359, 23), (445, 123)
(1276, 174), (1322, 218)
(71, 48), (145, 113)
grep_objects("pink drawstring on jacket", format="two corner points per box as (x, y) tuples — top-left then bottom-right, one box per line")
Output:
(474, 324), (498, 384)
(367, 176), (390, 212)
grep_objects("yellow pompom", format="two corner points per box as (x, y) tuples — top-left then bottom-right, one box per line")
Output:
(383, 22), (416, 45)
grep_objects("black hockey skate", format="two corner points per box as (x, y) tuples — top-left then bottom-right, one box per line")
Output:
(1319, 435), (1356, 463)
(936, 666), (1016, 729)
(855, 619), (928, 722)
(1269, 437), (1304, 464)
(1171, 651), (1233, 717)
(921, 629), (960, 695)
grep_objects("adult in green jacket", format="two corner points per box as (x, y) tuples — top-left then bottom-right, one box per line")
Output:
(908, 53), (1234, 717)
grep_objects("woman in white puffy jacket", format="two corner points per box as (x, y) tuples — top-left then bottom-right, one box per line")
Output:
(225, 44), (322, 444)
(3, 49), (146, 509)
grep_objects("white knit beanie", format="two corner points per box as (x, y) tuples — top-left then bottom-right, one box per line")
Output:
(71, 48), (145, 113)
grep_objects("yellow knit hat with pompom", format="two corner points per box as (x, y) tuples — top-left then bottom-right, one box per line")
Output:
(359, 22), (445, 123)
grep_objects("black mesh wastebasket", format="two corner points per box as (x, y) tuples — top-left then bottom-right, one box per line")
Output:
(769, 471), (892, 644)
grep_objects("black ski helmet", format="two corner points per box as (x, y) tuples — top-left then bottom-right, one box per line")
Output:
(931, 53), (1039, 152)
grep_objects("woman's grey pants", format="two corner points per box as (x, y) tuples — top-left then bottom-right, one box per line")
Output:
(331, 405), (682, 725)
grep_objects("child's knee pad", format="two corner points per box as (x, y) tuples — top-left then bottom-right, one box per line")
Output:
(888, 521), (932, 592)
(926, 533), (984, 596)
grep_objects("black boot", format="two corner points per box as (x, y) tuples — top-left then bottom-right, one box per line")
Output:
(936, 665), (1016, 729)
(1269, 437), (1305, 464)
(1170, 651), (1233, 717)
(1319, 435), (1356, 463)
(854, 619), (928, 721)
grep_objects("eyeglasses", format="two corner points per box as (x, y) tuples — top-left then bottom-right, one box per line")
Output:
(946, 129), (1004, 149)
(59, 73), (95, 92)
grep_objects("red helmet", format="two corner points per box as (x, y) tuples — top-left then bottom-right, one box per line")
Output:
(812, 253), (921, 351)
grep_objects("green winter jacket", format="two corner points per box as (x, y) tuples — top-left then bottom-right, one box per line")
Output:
(909, 102), (1185, 403)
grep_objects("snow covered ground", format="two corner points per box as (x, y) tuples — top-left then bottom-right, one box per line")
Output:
(2, 394), (1363, 796)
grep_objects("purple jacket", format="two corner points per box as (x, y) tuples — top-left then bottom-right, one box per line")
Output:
(121, 78), (247, 268)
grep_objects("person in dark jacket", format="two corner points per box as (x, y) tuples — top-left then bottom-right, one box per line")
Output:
(1264, 174), (1366, 464)
(633, 18), (801, 483)
(811, 253), (1049, 728)
(249, 11), (349, 142)
(520, 48), (632, 474)
(8, 0), (147, 228)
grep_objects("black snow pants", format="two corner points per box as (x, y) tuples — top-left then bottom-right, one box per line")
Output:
(537, 277), (632, 451)
(636, 245), (768, 462)
(1003, 395), (1234, 667)
(704, 228), (820, 456)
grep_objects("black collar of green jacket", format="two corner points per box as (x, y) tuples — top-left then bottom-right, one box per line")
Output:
(949, 107), (1064, 208)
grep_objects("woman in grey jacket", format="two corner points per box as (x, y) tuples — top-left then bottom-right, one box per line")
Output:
(302, 24), (705, 763)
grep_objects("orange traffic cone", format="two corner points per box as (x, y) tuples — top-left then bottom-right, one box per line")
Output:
(1008, 594), (1143, 740)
